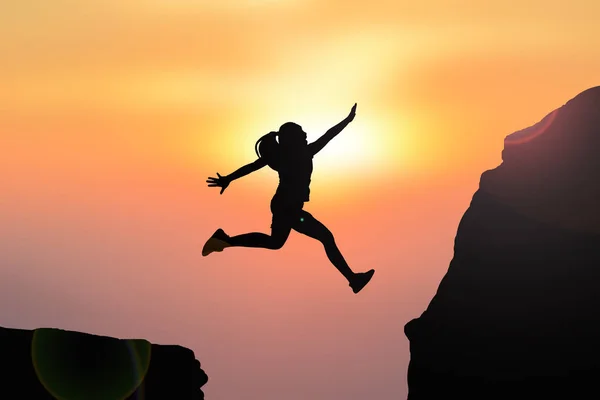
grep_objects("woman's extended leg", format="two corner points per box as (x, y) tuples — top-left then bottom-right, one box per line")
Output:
(291, 211), (356, 281)
(292, 211), (374, 293)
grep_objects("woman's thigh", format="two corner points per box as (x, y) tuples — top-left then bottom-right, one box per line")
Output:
(291, 210), (333, 242)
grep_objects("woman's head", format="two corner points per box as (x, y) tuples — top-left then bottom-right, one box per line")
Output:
(254, 123), (308, 170)
(278, 122), (308, 148)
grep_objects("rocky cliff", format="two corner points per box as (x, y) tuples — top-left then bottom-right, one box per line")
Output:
(405, 86), (600, 399)
(0, 325), (208, 399)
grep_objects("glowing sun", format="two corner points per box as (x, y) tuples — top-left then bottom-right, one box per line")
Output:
(301, 112), (390, 178)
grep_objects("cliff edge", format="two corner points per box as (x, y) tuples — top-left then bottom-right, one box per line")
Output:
(0, 325), (208, 399)
(405, 86), (600, 399)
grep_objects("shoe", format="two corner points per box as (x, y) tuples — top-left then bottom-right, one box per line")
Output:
(349, 269), (375, 294)
(202, 229), (231, 257)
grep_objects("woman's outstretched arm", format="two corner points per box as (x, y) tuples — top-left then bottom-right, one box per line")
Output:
(309, 103), (356, 156)
(207, 157), (267, 194)
(227, 158), (267, 180)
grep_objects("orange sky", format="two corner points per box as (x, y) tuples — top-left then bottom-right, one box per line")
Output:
(2, 1), (600, 399)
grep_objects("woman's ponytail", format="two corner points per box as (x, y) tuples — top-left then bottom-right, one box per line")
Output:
(255, 131), (280, 170)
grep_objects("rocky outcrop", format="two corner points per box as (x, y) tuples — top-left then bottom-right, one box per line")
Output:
(0, 326), (208, 399)
(405, 87), (600, 399)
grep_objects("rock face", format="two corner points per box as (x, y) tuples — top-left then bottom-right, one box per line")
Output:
(1, 326), (208, 399)
(405, 87), (600, 399)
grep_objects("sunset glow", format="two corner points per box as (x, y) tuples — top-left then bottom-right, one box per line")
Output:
(2, 1), (600, 399)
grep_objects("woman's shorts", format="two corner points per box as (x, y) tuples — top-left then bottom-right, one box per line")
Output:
(270, 194), (306, 229)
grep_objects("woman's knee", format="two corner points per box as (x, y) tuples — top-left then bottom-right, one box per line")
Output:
(268, 229), (289, 249)
(268, 236), (287, 249)
(319, 229), (335, 246)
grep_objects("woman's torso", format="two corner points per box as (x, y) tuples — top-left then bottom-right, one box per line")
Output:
(273, 149), (313, 203)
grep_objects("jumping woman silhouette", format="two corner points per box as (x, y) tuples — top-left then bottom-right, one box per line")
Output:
(202, 103), (375, 294)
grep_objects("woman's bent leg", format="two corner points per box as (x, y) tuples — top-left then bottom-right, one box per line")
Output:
(227, 216), (291, 250)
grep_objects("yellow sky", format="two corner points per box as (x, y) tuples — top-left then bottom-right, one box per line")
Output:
(4, 1), (600, 188)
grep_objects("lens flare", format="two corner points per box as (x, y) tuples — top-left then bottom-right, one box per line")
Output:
(31, 329), (152, 400)
(505, 109), (559, 146)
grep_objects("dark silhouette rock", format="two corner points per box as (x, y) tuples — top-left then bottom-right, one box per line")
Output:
(405, 86), (600, 399)
(0, 325), (208, 399)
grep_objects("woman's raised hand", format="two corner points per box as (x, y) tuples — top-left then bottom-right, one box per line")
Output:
(206, 172), (230, 195)
(347, 103), (357, 122)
